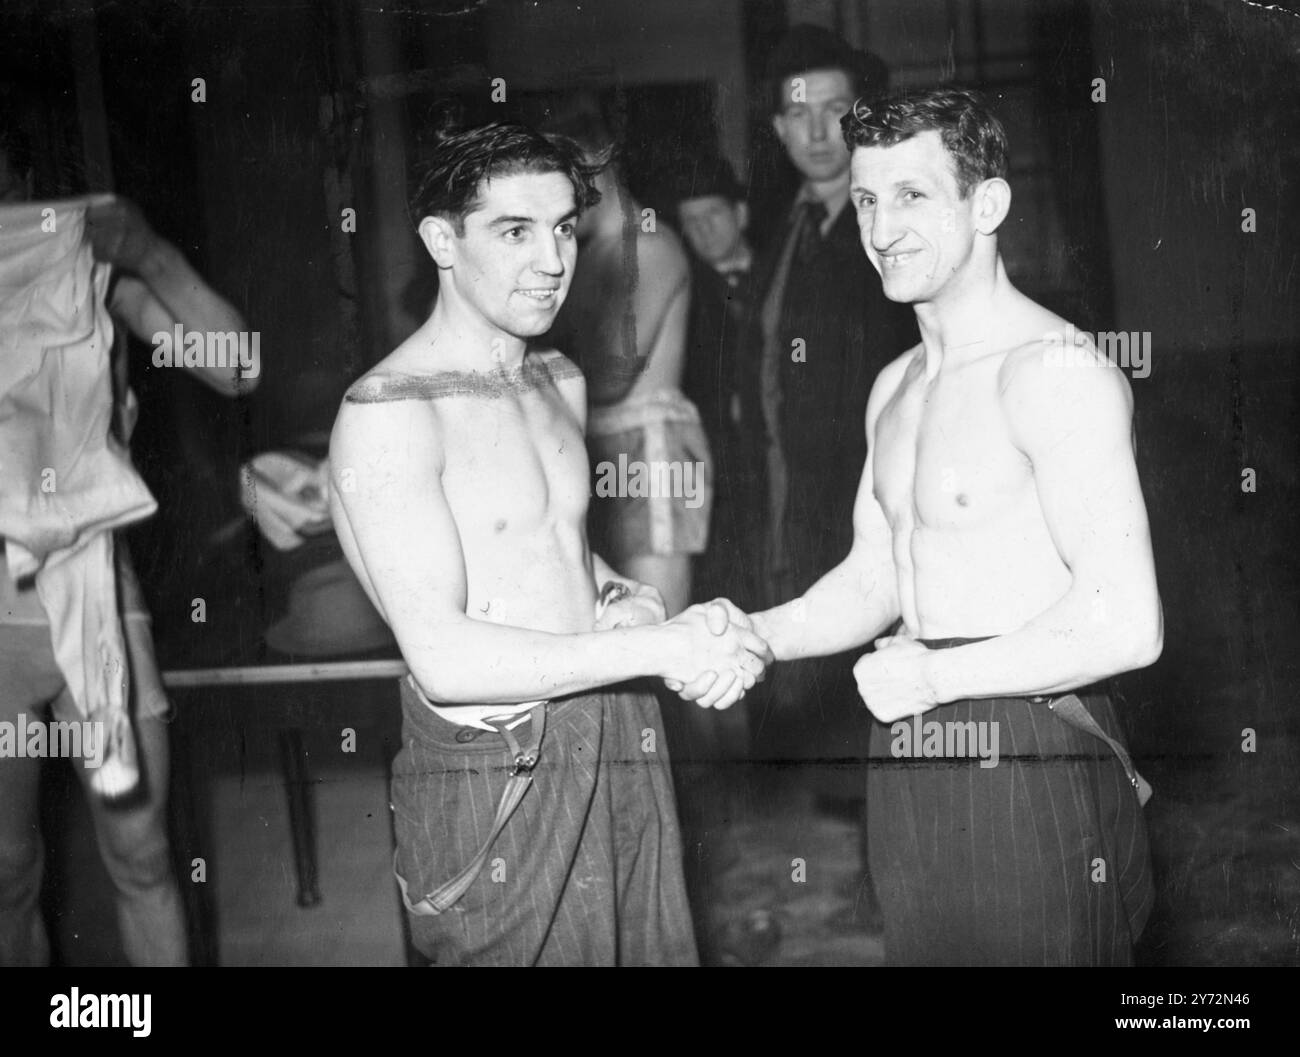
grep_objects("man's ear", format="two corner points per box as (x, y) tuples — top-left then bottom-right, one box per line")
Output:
(417, 215), (458, 269)
(771, 111), (789, 149)
(972, 177), (1011, 236)
(735, 201), (750, 233)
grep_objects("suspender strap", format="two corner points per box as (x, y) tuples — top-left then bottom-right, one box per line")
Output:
(395, 703), (548, 917)
(915, 641), (1152, 809)
(1048, 693), (1153, 807)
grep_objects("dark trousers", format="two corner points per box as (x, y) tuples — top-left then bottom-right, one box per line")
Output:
(867, 687), (1154, 966)
(391, 681), (698, 966)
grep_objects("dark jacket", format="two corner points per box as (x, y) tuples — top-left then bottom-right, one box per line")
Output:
(683, 256), (753, 461)
(682, 255), (762, 603)
(739, 198), (919, 599)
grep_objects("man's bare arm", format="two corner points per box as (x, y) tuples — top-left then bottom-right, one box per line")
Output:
(750, 358), (906, 659)
(90, 197), (254, 397)
(627, 233), (691, 395)
(921, 347), (1163, 702)
(329, 398), (768, 706)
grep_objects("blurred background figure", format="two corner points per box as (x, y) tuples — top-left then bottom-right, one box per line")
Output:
(673, 154), (760, 613)
(545, 98), (707, 619)
(0, 119), (252, 966)
(676, 156), (753, 288)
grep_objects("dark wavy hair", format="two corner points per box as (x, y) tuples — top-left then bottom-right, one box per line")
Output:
(841, 87), (1009, 198)
(407, 120), (602, 234)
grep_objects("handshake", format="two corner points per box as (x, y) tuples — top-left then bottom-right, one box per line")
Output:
(658, 599), (774, 710)
(593, 585), (773, 711)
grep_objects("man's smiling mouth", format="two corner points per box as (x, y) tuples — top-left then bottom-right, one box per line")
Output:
(881, 250), (921, 270)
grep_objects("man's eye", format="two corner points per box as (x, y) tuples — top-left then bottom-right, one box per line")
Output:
(504, 227), (525, 240)
(556, 222), (575, 238)
(904, 191), (924, 202)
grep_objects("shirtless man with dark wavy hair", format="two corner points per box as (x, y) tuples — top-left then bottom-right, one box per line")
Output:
(330, 121), (771, 966)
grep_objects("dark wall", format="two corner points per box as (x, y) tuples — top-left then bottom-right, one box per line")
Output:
(1088, 0), (1300, 756)
(94, 1), (360, 653)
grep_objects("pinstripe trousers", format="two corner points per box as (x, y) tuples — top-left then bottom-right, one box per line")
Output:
(391, 679), (699, 966)
(866, 678), (1154, 966)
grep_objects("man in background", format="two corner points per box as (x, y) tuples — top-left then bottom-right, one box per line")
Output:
(742, 25), (918, 780)
(0, 124), (253, 966)
(546, 104), (705, 619)
(674, 154), (759, 611)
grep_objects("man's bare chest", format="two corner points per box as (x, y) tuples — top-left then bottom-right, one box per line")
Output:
(873, 368), (1030, 530)
(437, 394), (591, 536)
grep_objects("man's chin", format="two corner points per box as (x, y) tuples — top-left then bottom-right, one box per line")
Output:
(797, 158), (848, 183)
(879, 276), (922, 305)
(512, 311), (562, 339)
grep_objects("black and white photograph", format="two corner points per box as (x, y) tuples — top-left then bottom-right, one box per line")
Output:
(0, 0), (1296, 1000)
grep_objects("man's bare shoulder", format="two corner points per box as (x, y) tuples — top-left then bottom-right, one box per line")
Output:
(1001, 324), (1130, 393)
(342, 367), (487, 405)
(866, 345), (922, 435)
(878, 344), (921, 391)
(530, 346), (587, 423)
(342, 349), (583, 407)
(333, 349), (445, 473)
(873, 344), (922, 404)
(635, 223), (690, 287)
(341, 338), (427, 404)
(998, 318), (1134, 441)
(531, 347), (585, 386)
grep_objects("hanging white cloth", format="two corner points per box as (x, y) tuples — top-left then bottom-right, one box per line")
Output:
(0, 197), (158, 798)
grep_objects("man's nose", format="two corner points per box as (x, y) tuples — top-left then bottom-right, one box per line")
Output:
(871, 206), (902, 252)
(810, 114), (828, 143)
(533, 234), (565, 275)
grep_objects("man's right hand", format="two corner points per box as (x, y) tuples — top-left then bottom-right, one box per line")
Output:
(658, 600), (772, 710)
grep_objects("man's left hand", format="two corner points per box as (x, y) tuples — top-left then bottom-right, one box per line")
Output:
(854, 636), (940, 723)
(594, 580), (667, 630)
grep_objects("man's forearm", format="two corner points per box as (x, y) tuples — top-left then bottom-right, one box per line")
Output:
(752, 558), (899, 661)
(138, 240), (247, 339)
(404, 619), (667, 707)
(922, 589), (1163, 704)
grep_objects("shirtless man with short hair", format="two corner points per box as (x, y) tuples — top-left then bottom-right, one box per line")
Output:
(737, 88), (1162, 965)
(328, 121), (770, 966)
